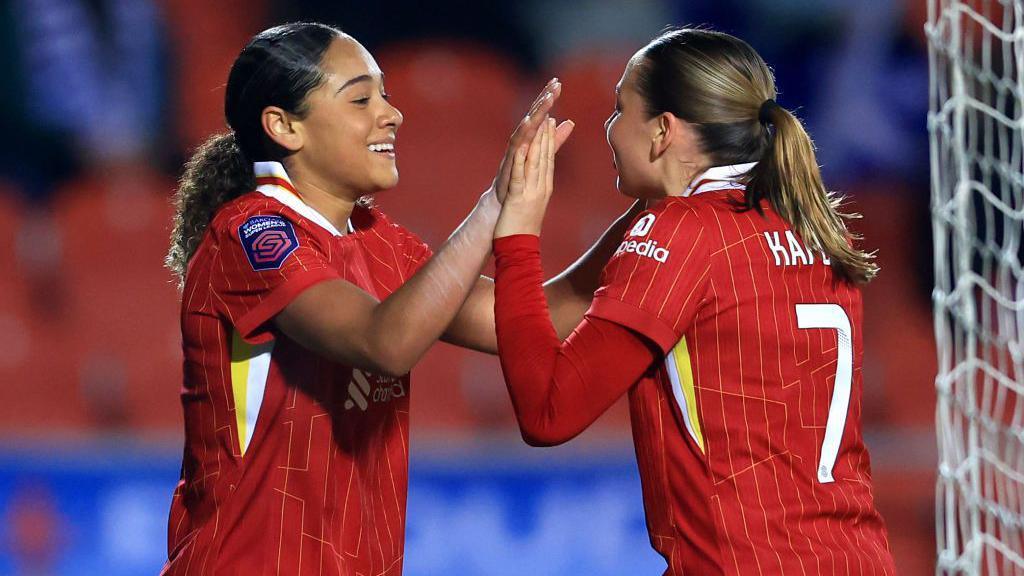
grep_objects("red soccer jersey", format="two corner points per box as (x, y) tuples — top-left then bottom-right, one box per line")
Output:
(163, 161), (431, 576)
(587, 164), (895, 575)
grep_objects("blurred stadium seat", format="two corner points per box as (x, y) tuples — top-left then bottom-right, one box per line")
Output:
(52, 166), (182, 431)
(852, 185), (937, 429)
(0, 187), (87, 432)
(162, 0), (271, 151)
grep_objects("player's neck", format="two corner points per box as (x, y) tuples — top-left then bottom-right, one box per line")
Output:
(284, 167), (357, 234)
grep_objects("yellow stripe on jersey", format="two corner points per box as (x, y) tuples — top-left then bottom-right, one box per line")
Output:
(230, 329), (274, 456)
(665, 336), (705, 453)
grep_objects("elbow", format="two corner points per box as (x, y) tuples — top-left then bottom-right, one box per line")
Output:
(507, 393), (582, 447)
(366, 351), (414, 380)
(521, 433), (567, 448)
(353, 341), (415, 379)
(517, 421), (574, 447)
(372, 364), (409, 380)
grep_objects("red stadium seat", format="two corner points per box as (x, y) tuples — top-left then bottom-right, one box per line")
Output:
(871, 467), (936, 573)
(0, 184), (25, 298)
(0, 188), (90, 431)
(850, 186), (937, 429)
(373, 41), (532, 246)
(161, 0), (270, 151)
(52, 166), (183, 431)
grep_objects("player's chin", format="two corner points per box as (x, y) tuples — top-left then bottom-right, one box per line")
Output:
(615, 175), (642, 199)
(368, 169), (399, 192)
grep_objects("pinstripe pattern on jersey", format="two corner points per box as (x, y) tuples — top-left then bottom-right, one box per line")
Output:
(163, 161), (434, 576)
(588, 162), (895, 575)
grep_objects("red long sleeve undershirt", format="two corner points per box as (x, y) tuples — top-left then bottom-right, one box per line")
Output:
(493, 234), (660, 446)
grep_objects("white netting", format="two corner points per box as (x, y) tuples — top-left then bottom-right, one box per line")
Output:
(929, 0), (1024, 574)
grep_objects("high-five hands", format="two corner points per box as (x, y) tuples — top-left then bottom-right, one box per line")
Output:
(492, 78), (574, 204)
(494, 118), (556, 239)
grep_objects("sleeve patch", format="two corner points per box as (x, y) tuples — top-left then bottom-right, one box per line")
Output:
(238, 215), (300, 271)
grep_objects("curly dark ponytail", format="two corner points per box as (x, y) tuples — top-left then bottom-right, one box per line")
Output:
(166, 22), (344, 287)
(166, 133), (253, 284)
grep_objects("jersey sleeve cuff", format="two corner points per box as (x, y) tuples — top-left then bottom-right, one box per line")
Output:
(586, 296), (681, 354)
(234, 269), (340, 343)
(493, 234), (541, 256)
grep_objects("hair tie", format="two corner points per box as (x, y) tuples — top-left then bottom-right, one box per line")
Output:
(758, 99), (778, 124)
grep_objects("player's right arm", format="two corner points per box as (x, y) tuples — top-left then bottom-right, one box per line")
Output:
(274, 81), (569, 377)
(274, 190), (497, 377)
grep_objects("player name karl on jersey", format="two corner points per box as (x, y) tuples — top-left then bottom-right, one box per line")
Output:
(763, 230), (831, 267)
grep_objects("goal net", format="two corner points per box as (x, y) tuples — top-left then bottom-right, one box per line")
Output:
(930, 0), (1024, 573)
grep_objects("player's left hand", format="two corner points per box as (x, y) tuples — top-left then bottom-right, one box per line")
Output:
(494, 117), (555, 238)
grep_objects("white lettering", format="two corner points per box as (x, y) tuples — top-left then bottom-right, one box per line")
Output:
(615, 239), (671, 263)
(764, 231), (790, 266)
(786, 230), (810, 266)
(764, 230), (831, 268)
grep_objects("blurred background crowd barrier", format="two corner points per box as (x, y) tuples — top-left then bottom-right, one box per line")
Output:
(0, 0), (936, 574)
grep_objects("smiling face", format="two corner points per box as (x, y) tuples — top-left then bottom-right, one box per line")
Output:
(287, 36), (403, 197)
(605, 56), (664, 199)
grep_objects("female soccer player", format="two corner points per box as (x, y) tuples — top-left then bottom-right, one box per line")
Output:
(161, 22), (639, 575)
(492, 28), (896, 575)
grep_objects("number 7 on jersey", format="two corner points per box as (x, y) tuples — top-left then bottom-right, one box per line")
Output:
(796, 303), (853, 484)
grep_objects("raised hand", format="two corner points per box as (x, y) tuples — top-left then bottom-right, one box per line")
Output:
(494, 118), (556, 239)
(492, 79), (574, 204)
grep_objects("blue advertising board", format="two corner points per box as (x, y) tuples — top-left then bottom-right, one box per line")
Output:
(0, 440), (664, 575)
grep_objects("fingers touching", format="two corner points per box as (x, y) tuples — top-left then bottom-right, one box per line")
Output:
(526, 117), (547, 193)
(494, 78), (573, 204)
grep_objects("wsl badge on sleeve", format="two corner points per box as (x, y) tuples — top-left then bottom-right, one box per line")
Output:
(238, 215), (300, 271)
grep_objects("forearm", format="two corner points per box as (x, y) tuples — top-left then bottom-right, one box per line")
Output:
(494, 235), (655, 446)
(370, 191), (500, 372)
(543, 199), (645, 339)
(443, 200), (646, 354)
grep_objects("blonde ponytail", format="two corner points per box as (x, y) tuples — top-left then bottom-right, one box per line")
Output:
(635, 27), (878, 284)
(748, 102), (878, 283)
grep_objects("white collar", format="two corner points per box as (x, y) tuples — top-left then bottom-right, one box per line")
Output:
(682, 162), (757, 197)
(253, 161), (354, 236)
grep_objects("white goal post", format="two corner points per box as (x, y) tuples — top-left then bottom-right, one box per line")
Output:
(929, 0), (1024, 574)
